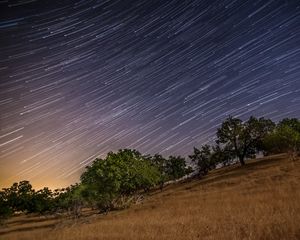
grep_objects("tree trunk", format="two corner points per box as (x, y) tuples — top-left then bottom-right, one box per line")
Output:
(239, 156), (245, 166)
(159, 182), (164, 192)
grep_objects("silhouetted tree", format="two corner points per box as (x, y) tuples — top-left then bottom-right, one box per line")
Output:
(189, 145), (213, 177)
(165, 155), (188, 180)
(217, 116), (275, 165)
(210, 144), (235, 166)
(29, 187), (53, 214)
(0, 191), (13, 223)
(2, 181), (35, 212)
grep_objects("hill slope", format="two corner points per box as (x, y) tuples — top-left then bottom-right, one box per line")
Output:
(1, 154), (300, 240)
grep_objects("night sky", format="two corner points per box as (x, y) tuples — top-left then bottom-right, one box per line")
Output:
(0, 0), (299, 189)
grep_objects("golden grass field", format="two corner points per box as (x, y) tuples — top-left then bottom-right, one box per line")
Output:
(1, 154), (299, 240)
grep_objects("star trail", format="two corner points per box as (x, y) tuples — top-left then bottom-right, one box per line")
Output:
(0, 0), (299, 189)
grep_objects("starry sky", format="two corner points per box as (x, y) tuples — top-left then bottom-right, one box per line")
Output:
(0, 0), (299, 189)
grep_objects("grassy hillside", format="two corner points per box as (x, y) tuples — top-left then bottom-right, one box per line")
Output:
(1, 154), (299, 240)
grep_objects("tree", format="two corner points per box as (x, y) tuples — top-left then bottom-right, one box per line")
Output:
(2, 181), (35, 213)
(80, 149), (160, 212)
(277, 118), (300, 133)
(29, 187), (53, 214)
(189, 145), (213, 177)
(210, 144), (235, 167)
(263, 122), (300, 159)
(52, 184), (86, 217)
(67, 184), (85, 218)
(165, 155), (188, 180)
(1, 181), (56, 215)
(0, 191), (13, 223)
(217, 116), (275, 165)
(148, 154), (168, 191)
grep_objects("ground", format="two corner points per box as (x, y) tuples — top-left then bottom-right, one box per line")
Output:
(1, 154), (299, 240)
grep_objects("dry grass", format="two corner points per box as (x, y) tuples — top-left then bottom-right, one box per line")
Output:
(1, 154), (300, 240)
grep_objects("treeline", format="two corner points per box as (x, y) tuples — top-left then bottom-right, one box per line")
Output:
(1, 116), (299, 221)
(0, 151), (192, 220)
